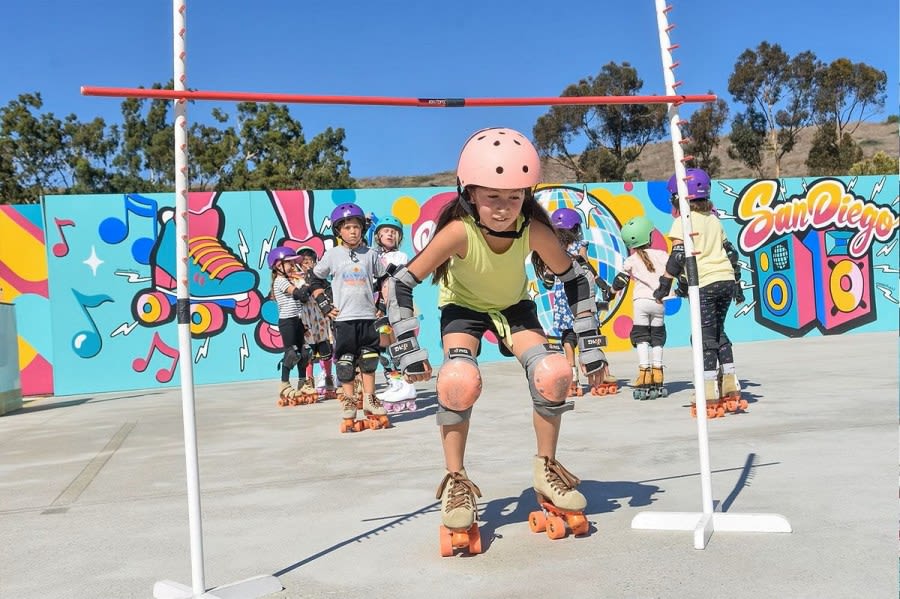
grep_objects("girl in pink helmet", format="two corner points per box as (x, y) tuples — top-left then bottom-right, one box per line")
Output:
(381, 127), (607, 552)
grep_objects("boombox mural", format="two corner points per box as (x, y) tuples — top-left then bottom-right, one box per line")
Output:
(0, 175), (896, 396)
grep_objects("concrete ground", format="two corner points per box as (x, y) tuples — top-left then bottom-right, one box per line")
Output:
(0, 331), (896, 599)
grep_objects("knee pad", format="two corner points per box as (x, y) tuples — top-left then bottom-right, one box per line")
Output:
(335, 354), (356, 382)
(629, 325), (651, 347)
(358, 351), (380, 373)
(436, 348), (482, 413)
(649, 325), (667, 347)
(522, 344), (574, 418)
(316, 341), (332, 362)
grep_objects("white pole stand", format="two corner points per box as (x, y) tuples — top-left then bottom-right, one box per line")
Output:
(154, 575), (283, 599)
(632, 508), (792, 550)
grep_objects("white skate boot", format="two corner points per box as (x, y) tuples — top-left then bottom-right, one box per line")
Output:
(378, 374), (417, 413)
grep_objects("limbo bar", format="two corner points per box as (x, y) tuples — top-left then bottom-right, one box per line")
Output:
(81, 86), (715, 107)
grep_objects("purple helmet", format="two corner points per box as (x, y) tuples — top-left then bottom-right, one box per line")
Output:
(330, 203), (366, 230)
(551, 207), (582, 231)
(266, 245), (298, 269)
(667, 168), (711, 200)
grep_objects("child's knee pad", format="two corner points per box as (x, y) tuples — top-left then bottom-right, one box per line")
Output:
(358, 351), (380, 373)
(630, 325), (651, 347)
(649, 325), (666, 347)
(522, 344), (574, 418)
(335, 353), (356, 382)
(437, 348), (482, 412)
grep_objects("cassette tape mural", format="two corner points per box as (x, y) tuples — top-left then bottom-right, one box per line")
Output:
(732, 176), (898, 337)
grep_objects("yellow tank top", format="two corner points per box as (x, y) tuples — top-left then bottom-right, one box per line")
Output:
(438, 215), (530, 311)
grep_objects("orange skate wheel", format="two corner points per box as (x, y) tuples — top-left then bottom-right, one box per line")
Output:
(277, 398), (289, 407)
(690, 404), (697, 418)
(467, 524), (482, 554)
(738, 399), (748, 410)
(352, 420), (366, 432)
(607, 384), (618, 394)
(568, 514), (589, 536)
(439, 527), (454, 557)
(529, 510), (547, 533)
(339, 420), (355, 433)
(546, 516), (567, 540)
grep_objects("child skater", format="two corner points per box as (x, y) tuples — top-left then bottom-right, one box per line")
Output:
(548, 207), (618, 396)
(371, 216), (417, 412)
(308, 203), (391, 432)
(295, 246), (337, 399)
(379, 127), (608, 550)
(268, 246), (316, 406)
(652, 167), (747, 417)
(608, 215), (673, 400)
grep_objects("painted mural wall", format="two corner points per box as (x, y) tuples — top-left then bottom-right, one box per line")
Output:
(1, 175), (896, 397)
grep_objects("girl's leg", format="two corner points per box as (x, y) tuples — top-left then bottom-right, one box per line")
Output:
(438, 332), (481, 472)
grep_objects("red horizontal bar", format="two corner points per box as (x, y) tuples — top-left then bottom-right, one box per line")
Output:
(81, 86), (717, 107)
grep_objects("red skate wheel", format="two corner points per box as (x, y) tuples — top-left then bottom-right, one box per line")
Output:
(546, 516), (567, 540)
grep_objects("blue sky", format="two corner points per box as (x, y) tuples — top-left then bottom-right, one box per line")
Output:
(2, 0), (897, 179)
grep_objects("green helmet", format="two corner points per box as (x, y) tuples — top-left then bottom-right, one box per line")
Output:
(620, 216), (654, 250)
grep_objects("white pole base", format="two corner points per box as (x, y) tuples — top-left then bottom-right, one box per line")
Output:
(631, 511), (792, 550)
(154, 575), (282, 599)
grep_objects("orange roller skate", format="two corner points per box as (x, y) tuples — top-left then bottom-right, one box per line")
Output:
(690, 379), (726, 419)
(590, 369), (618, 396)
(338, 390), (365, 433)
(528, 456), (588, 540)
(568, 370), (584, 397)
(277, 382), (301, 407)
(436, 470), (482, 557)
(361, 393), (391, 429)
(719, 372), (748, 413)
(296, 378), (319, 405)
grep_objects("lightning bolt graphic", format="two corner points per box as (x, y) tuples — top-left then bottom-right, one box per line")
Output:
(874, 284), (898, 305)
(258, 226), (278, 269)
(320, 216), (332, 234)
(110, 321), (139, 337)
(800, 178), (808, 192)
(874, 264), (900, 274)
(114, 270), (152, 283)
(737, 259), (755, 273)
(739, 280), (756, 290)
(715, 208), (736, 220)
(734, 300), (756, 317)
(195, 337), (210, 363)
(892, 195), (899, 206)
(846, 176), (858, 192)
(237, 229), (250, 264)
(877, 238), (897, 256)
(869, 176), (886, 201)
(239, 333), (250, 371)
(718, 182), (739, 199)
(778, 179), (787, 202)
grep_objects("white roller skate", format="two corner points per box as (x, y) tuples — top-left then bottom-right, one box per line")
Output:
(378, 374), (417, 413)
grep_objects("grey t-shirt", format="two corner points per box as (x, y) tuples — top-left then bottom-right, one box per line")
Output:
(313, 245), (385, 322)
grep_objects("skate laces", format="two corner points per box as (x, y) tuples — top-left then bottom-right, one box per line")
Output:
(436, 472), (482, 511)
(189, 236), (242, 278)
(542, 457), (581, 495)
(340, 393), (357, 410)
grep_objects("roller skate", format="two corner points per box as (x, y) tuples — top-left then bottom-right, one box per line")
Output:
(435, 469), (482, 557)
(528, 456), (589, 539)
(631, 367), (654, 400)
(720, 372), (748, 413)
(590, 369), (618, 396)
(338, 390), (365, 433)
(296, 378), (319, 404)
(568, 369), (584, 397)
(690, 379), (725, 419)
(277, 381), (303, 407)
(315, 371), (338, 400)
(361, 393), (391, 429)
(651, 366), (668, 398)
(378, 373), (417, 413)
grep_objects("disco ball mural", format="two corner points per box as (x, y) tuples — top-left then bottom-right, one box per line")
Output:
(530, 186), (628, 334)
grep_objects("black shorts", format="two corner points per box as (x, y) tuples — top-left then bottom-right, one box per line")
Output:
(440, 300), (543, 357)
(333, 320), (380, 358)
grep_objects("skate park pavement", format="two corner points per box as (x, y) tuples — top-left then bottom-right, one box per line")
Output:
(0, 331), (896, 599)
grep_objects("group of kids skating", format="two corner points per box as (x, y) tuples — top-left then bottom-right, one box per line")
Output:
(268, 127), (748, 551)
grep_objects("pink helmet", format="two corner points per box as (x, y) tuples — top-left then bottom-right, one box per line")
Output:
(456, 127), (541, 190)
